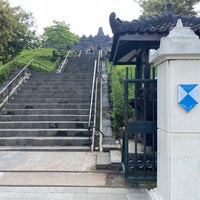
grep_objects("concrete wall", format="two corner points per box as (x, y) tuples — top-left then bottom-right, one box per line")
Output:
(149, 19), (200, 200)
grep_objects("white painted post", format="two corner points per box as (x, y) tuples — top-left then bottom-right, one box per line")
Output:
(148, 19), (200, 200)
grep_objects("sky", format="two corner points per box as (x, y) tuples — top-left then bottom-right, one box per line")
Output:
(8, 0), (141, 37)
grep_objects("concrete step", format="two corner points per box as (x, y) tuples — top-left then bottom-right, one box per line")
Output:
(28, 77), (93, 82)
(0, 114), (90, 121)
(5, 103), (91, 109)
(24, 81), (93, 86)
(0, 128), (90, 137)
(96, 151), (122, 171)
(0, 146), (91, 151)
(12, 94), (91, 99)
(32, 69), (94, 75)
(96, 152), (111, 170)
(19, 85), (92, 90)
(110, 150), (122, 170)
(26, 80), (93, 84)
(0, 121), (92, 129)
(16, 89), (91, 95)
(22, 82), (93, 87)
(3, 109), (90, 115)
(27, 73), (93, 77)
(18, 85), (92, 92)
(30, 72), (94, 76)
(9, 98), (91, 103)
(15, 89), (92, 95)
(64, 65), (95, 69)
(19, 80), (91, 85)
(0, 136), (90, 146)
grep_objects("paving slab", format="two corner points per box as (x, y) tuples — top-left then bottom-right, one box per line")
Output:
(0, 187), (150, 200)
(0, 151), (96, 171)
(0, 172), (106, 186)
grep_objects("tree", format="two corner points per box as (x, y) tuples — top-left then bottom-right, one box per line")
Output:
(134, 0), (199, 17)
(0, 0), (40, 64)
(0, 0), (16, 59)
(42, 21), (79, 50)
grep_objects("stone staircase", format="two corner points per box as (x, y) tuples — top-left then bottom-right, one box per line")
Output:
(0, 53), (98, 151)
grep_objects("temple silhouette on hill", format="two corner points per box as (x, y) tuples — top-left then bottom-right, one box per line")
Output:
(72, 27), (112, 52)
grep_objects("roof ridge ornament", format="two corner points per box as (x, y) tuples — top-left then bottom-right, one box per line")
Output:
(166, 1), (172, 15)
(149, 18), (200, 63)
(176, 18), (183, 28)
(168, 19), (198, 39)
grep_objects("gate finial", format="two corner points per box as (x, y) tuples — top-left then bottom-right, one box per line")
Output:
(166, 1), (172, 15)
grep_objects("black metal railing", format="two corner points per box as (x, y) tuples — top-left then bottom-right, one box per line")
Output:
(123, 77), (157, 184)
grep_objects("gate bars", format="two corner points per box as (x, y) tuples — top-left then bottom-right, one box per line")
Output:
(122, 73), (157, 184)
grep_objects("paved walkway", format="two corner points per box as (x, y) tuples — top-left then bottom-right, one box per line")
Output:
(0, 151), (151, 200)
(0, 186), (149, 200)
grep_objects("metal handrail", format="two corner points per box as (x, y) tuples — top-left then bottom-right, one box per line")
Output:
(0, 59), (52, 108)
(56, 51), (70, 73)
(93, 126), (104, 136)
(0, 59), (35, 108)
(88, 51), (103, 149)
(88, 59), (97, 130)
(78, 50), (82, 57)
(88, 50), (102, 130)
(0, 59), (33, 96)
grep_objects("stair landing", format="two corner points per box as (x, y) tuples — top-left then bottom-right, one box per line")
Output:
(0, 151), (129, 188)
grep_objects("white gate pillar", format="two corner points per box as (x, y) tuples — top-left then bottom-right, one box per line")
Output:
(149, 19), (200, 200)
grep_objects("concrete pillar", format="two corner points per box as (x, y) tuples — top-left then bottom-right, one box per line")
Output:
(148, 19), (200, 200)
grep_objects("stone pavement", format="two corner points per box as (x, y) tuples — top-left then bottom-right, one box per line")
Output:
(0, 186), (149, 200)
(0, 151), (151, 200)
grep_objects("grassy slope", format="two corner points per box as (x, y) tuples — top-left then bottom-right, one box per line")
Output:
(0, 48), (62, 83)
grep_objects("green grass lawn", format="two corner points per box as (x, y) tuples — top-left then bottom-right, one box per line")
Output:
(0, 48), (64, 83)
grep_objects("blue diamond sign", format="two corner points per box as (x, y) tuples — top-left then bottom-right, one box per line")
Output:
(178, 84), (198, 112)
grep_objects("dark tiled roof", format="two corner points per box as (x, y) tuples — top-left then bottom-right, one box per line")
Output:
(109, 12), (200, 36)
(109, 3), (200, 65)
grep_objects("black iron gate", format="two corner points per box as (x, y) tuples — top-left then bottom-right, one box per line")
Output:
(122, 73), (157, 183)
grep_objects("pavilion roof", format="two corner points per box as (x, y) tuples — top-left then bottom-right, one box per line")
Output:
(109, 3), (200, 65)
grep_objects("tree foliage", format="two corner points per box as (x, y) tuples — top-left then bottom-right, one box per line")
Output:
(0, 0), (40, 64)
(134, 0), (199, 17)
(42, 21), (79, 50)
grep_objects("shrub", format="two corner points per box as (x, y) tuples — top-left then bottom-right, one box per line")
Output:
(106, 60), (135, 134)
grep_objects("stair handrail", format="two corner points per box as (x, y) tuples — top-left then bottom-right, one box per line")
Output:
(88, 51), (102, 129)
(93, 126), (105, 136)
(0, 59), (33, 96)
(56, 50), (70, 73)
(0, 59), (35, 108)
(0, 59), (52, 108)
(88, 51), (103, 148)
(78, 50), (82, 57)
(88, 59), (97, 131)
